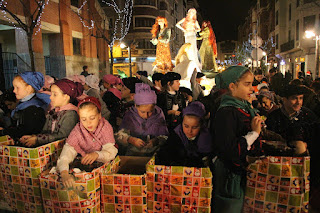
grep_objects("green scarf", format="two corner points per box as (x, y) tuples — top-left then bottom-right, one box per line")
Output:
(218, 94), (257, 118)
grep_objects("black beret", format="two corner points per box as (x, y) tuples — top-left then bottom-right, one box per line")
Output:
(161, 72), (181, 87)
(279, 84), (307, 98)
(122, 77), (142, 93)
(152, 72), (164, 81)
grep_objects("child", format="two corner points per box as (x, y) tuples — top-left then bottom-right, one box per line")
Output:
(0, 72), (50, 140)
(20, 79), (83, 147)
(84, 74), (111, 120)
(57, 97), (118, 188)
(157, 72), (186, 132)
(116, 83), (168, 156)
(156, 101), (213, 167)
(211, 66), (264, 213)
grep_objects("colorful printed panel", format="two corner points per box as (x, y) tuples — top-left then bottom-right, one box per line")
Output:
(244, 156), (310, 213)
(101, 156), (148, 213)
(146, 156), (213, 213)
(0, 138), (65, 213)
(40, 158), (118, 213)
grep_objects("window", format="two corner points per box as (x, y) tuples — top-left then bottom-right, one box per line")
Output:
(134, 0), (156, 7)
(275, 10), (279, 25)
(174, 3), (177, 12)
(289, 4), (291, 21)
(288, 30), (291, 41)
(296, 0), (300, 7)
(135, 17), (155, 27)
(303, 15), (316, 31)
(276, 34), (279, 49)
(73, 38), (81, 55)
(296, 20), (299, 40)
(136, 39), (156, 49)
(160, 1), (167, 10)
(71, 0), (79, 7)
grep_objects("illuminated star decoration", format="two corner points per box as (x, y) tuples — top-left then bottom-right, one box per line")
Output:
(101, 0), (133, 47)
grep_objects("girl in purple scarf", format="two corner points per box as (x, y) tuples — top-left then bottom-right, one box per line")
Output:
(156, 101), (213, 167)
(115, 83), (168, 156)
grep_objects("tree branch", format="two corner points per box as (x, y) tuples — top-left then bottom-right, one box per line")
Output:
(0, 6), (28, 31)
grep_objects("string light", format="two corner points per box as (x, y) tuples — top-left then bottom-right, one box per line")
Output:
(77, 0), (95, 30)
(0, 0), (50, 36)
(101, 0), (133, 47)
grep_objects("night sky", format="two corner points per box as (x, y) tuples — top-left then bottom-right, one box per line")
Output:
(198, 0), (256, 42)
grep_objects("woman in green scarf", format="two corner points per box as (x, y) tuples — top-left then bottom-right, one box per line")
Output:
(210, 66), (264, 213)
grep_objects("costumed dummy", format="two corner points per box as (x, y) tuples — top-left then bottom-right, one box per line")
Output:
(197, 20), (218, 72)
(176, 8), (202, 69)
(173, 43), (201, 89)
(151, 17), (174, 73)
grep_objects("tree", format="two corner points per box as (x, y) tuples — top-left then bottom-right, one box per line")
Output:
(75, 0), (133, 73)
(0, 0), (49, 72)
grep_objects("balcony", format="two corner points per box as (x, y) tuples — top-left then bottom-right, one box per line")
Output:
(280, 40), (295, 52)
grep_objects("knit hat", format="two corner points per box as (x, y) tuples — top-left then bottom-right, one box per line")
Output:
(78, 96), (101, 112)
(54, 79), (83, 99)
(215, 66), (250, 89)
(161, 72), (181, 87)
(134, 83), (157, 105)
(182, 101), (206, 118)
(20, 71), (44, 91)
(103, 74), (123, 86)
(258, 91), (274, 102)
(85, 75), (100, 91)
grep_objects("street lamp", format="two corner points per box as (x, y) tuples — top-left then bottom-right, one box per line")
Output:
(305, 30), (320, 77)
(120, 42), (132, 77)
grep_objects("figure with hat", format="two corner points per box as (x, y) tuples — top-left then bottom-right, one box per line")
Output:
(150, 17), (174, 73)
(156, 101), (213, 167)
(190, 69), (206, 101)
(121, 77), (143, 112)
(115, 83), (168, 156)
(19, 79), (83, 147)
(176, 8), (202, 70)
(266, 84), (318, 155)
(84, 74), (111, 120)
(157, 72), (187, 132)
(257, 91), (279, 117)
(173, 43), (201, 89)
(210, 66), (264, 212)
(0, 71), (50, 141)
(57, 96), (118, 188)
(197, 20), (218, 72)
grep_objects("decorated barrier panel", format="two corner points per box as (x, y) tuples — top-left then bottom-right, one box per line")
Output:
(0, 136), (64, 213)
(40, 158), (119, 213)
(146, 156), (213, 213)
(243, 156), (310, 213)
(101, 156), (150, 213)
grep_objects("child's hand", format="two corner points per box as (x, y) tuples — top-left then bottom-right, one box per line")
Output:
(60, 171), (75, 188)
(20, 135), (37, 147)
(251, 116), (263, 135)
(81, 152), (99, 165)
(128, 137), (145, 148)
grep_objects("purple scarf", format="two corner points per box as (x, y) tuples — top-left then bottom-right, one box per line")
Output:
(174, 124), (213, 154)
(120, 106), (168, 139)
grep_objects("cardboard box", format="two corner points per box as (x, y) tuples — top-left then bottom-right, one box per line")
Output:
(101, 156), (151, 213)
(0, 138), (65, 213)
(146, 156), (213, 213)
(40, 157), (119, 213)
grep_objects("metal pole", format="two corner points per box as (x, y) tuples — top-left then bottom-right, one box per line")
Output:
(316, 36), (319, 77)
(129, 46), (132, 77)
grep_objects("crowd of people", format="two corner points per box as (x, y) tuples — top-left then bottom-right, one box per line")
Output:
(0, 65), (319, 212)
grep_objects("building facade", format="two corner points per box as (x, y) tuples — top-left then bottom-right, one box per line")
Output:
(275, 0), (320, 77)
(0, 0), (110, 88)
